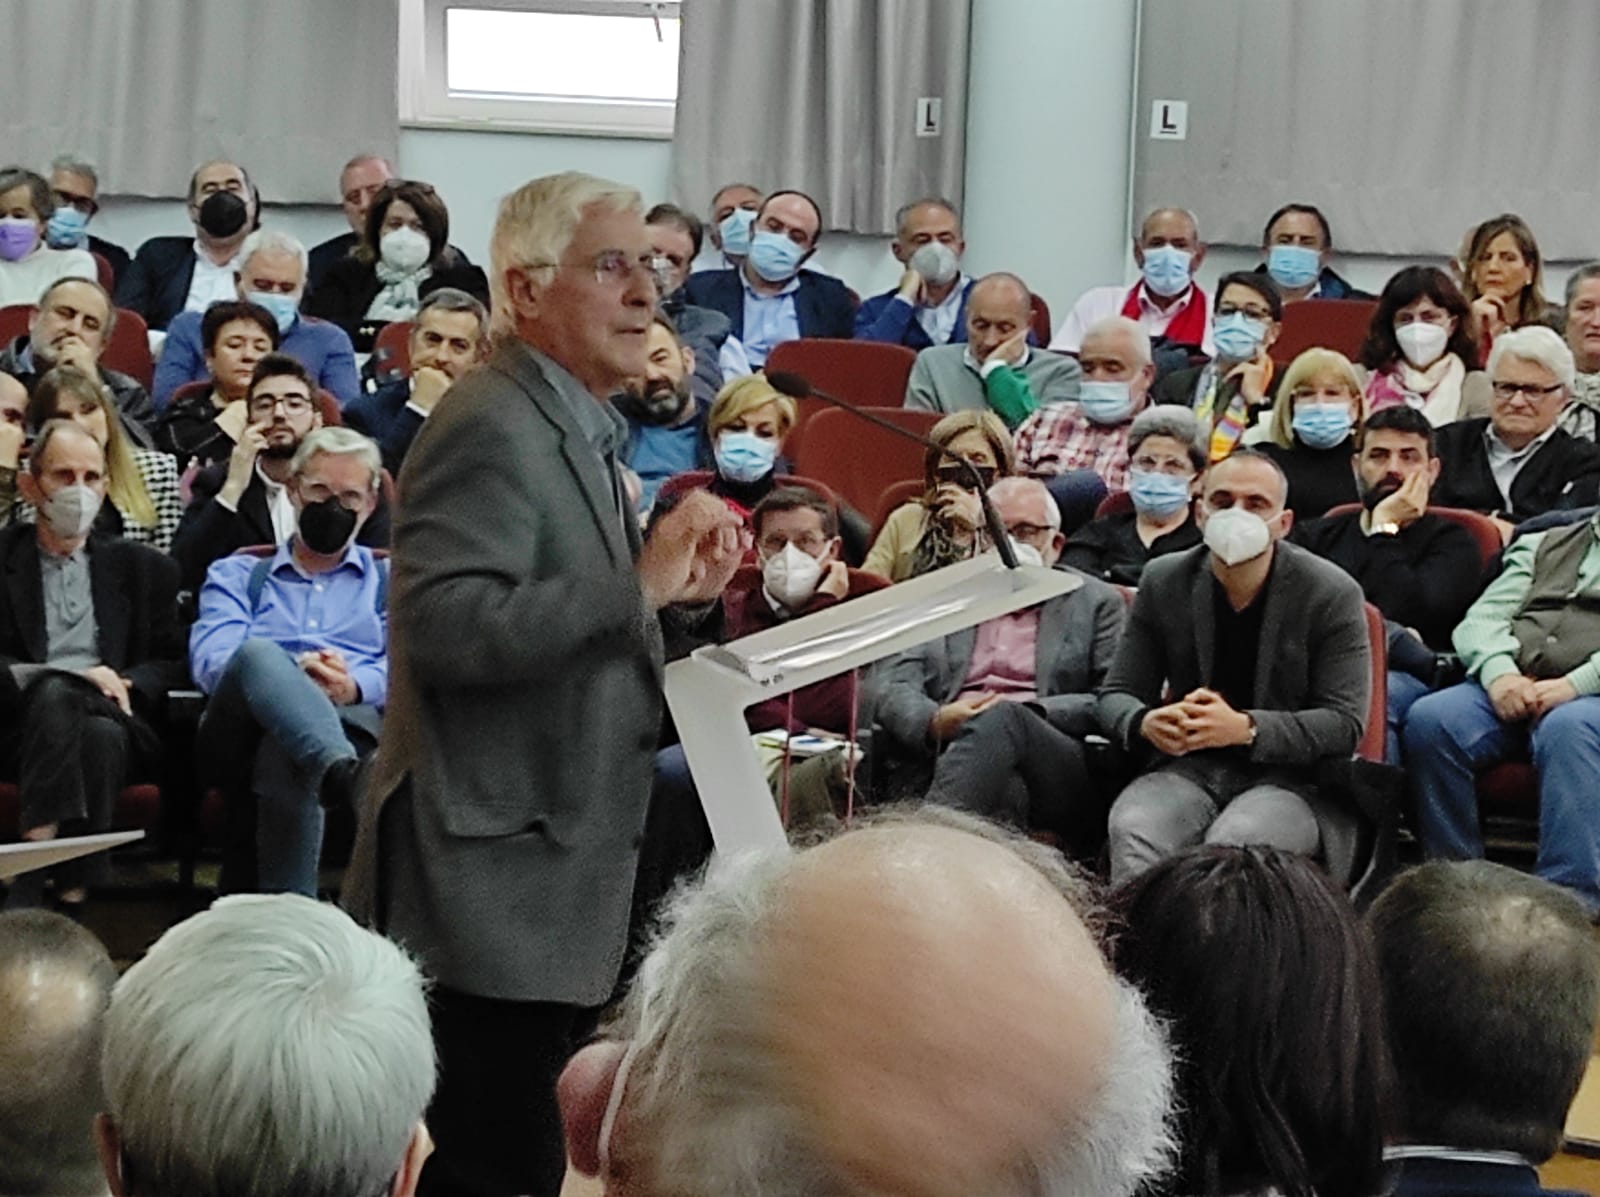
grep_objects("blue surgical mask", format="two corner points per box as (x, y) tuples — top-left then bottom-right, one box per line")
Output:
(1140, 244), (1193, 298)
(1128, 468), (1193, 519)
(719, 208), (756, 258)
(45, 206), (90, 249)
(1211, 311), (1268, 363)
(247, 290), (299, 334)
(1266, 244), (1321, 291)
(1077, 380), (1134, 425)
(715, 430), (778, 483)
(746, 230), (806, 284)
(1291, 402), (1354, 450)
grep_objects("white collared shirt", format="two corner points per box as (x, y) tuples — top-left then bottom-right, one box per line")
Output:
(1484, 422), (1558, 507)
(257, 461), (297, 544)
(1049, 281), (1214, 356)
(184, 240), (242, 315)
(916, 275), (971, 345)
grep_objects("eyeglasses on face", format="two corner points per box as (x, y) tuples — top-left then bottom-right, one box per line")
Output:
(248, 394), (313, 417)
(529, 249), (658, 289)
(1490, 380), (1565, 401)
(757, 532), (828, 556)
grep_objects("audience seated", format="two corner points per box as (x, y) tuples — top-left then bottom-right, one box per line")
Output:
(1360, 264), (1489, 424)
(1049, 206), (1213, 365)
(1250, 347), (1364, 519)
(1406, 499), (1600, 914)
(885, 478), (1125, 848)
(702, 181), (761, 266)
(46, 155), (131, 286)
(152, 229), (359, 409)
(304, 179), (488, 353)
(862, 409), (1013, 580)
(1294, 405), (1483, 762)
(646, 202), (749, 394)
(344, 286), (487, 475)
(0, 421), (180, 914)
(1256, 202), (1370, 302)
(0, 910), (116, 1196)
(615, 311), (710, 512)
(1152, 271), (1282, 462)
(1062, 405), (1203, 585)
(24, 367), (182, 553)
(115, 159), (259, 332)
(190, 427), (386, 896)
(1100, 450), (1370, 882)
(307, 153), (395, 292)
(1015, 315), (1152, 489)
(1368, 861), (1600, 1197)
(0, 166), (96, 309)
(1559, 262), (1600, 439)
(1461, 213), (1551, 352)
(1110, 845), (1389, 1197)
(155, 299), (277, 466)
(0, 372), (25, 515)
(0, 277), (156, 447)
(561, 809), (1175, 1197)
(654, 372), (796, 527)
(173, 353), (390, 591)
(682, 189), (853, 366)
(855, 197), (974, 349)
(1432, 325), (1600, 529)
(98, 894), (434, 1197)
(906, 272), (1081, 427)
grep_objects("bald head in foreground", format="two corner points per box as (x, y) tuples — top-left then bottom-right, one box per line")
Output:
(560, 809), (1175, 1196)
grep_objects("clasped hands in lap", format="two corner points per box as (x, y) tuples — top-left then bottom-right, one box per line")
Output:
(1140, 689), (1253, 756)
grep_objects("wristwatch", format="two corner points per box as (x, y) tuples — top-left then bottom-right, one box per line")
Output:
(1243, 714), (1258, 746)
(1368, 520), (1401, 537)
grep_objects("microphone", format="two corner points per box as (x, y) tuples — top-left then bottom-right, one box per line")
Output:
(766, 371), (1019, 570)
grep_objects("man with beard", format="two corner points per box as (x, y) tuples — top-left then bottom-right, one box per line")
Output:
(343, 288), (488, 474)
(172, 354), (390, 591)
(1293, 404), (1483, 761)
(617, 312), (710, 511)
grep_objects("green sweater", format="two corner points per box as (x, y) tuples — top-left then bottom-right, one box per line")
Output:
(904, 345), (1082, 430)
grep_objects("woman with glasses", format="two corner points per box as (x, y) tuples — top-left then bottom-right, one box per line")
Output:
(1249, 348), (1364, 519)
(1062, 405), (1202, 586)
(863, 409), (1016, 581)
(305, 179), (487, 352)
(23, 366), (181, 552)
(1360, 265), (1489, 425)
(156, 299), (279, 468)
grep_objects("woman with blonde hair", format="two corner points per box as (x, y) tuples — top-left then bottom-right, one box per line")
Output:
(863, 409), (1017, 581)
(1250, 348), (1364, 519)
(25, 367), (182, 551)
(653, 372), (800, 523)
(1460, 214), (1550, 354)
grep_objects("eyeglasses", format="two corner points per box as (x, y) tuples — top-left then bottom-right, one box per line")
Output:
(757, 532), (828, 556)
(1491, 380), (1565, 401)
(52, 190), (96, 215)
(298, 483), (370, 513)
(1215, 303), (1273, 321)
(933, 464), (996, 490)
(1005, 521), (1055, 541)
(248, 394), (313, 417)
(529, 249), (658, 288)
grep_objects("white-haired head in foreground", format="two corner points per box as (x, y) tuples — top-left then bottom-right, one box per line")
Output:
(97, 894), (436, 1197)
(558, 806), (1176, 1197)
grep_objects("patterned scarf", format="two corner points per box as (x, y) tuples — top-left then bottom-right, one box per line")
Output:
(365, 260), (434, 324)
(1560, 371), (1600, 441)
(1192, 366), (1250, 462)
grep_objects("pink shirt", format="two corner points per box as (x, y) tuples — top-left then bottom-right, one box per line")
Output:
(958, 608), (1041, 702)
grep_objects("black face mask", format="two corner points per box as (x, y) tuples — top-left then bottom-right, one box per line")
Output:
(196, 190), (248, 238)
(297, 496), (359, 554)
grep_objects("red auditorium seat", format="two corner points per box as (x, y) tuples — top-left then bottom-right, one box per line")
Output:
(1029, 292), (1052, 346)
(103, 307), (155, 389)
(371, 320), (413, 385)
(766, 339), (919, 459)
(871, 478), (925, 539)
(1269, 298), (1378, 367)
(791, 407), (942, 516)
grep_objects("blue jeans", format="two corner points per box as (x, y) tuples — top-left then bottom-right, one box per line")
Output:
(1405, 681), (1600, 910)
(197, 639), (369, 895)
(1386, 669), (1432, 766)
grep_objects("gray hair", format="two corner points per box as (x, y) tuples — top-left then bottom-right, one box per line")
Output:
(1140, 206), (1202, 244)
(609, 807), (1174, 1197)
(238, 228), (309, 281)
(34, 275), (117, 340)
(894, 196), (961, 240)
(1082, 315), (1153, 368)
(991, 475), (1063, 531)
(1565, 262), (1600, 309)
(27, 418), (102, 477)
(1129, 404), (1205, 471)
(102, 895), (435, 1197)
(339, 152), (393, 181)
(417, 285), (489, 336)
(49, 155), (99, 190)
(291, 426), (382, 491)
(0, 911), (116, 1196)
(1488, 324), (1575, 390)
(489, 170), (642, 339)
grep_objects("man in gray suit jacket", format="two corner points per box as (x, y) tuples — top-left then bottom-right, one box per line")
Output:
(343, 172), (743, 1197)
(877, 478), (1126, 850)
(1099, 450), (1370, 882)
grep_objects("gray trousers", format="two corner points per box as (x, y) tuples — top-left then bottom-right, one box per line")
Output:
(1107, 755), (1319, 883)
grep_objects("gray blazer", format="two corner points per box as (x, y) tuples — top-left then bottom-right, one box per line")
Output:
(876, 569), (1126, 751)
(1097, 541), (1369, 765)
(344, 340), (663, 1006)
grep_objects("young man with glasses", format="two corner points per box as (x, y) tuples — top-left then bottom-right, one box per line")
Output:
(1433, 325), (1600, 534)
(172, 353), (390, 590)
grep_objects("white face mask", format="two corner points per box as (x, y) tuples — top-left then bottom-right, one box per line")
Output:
(379, 226), (431, 273)
(1006, 538), (1045, 568)
(1202, 506), (1272, 566)
(1395, 321), (1449, 369)
(41, 482), (103, 540)
(762, 542), (825, 610)
(908, 241), (960, 287)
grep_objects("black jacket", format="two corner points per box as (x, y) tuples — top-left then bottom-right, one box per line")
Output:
(87, 234), (131, 289)
(114, 235), (199, 332)
(343, 380), (423, 476)
(1432, 418), (1600, 522)
(307, 233), (475, 297)
(303, 253), (489, 352)
(0, 335), (156, 449)
(682, 267), (855, 342)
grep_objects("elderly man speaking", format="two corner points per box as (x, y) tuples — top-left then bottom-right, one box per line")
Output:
(346, 172), (743, 1197)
